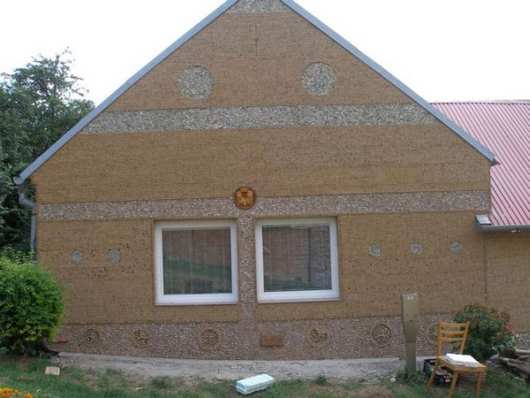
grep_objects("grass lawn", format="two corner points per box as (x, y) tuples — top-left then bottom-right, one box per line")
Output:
(0, 355), (529, 397)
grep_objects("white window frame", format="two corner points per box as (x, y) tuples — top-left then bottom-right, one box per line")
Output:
(255, 217), (340, 303)
(154, 220), (238, 306)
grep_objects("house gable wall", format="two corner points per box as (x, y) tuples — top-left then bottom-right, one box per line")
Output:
(29, 1), (519, 360)
(31, 9), (490, 204)
(106, 10), (412, 111)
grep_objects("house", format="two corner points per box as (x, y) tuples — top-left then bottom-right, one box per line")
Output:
(15, 0), (529, 359)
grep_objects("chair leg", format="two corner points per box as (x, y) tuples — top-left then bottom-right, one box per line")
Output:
(448, 372), (459, 398)
(427, 363), (439, 389)
(476, 373), (483, 398)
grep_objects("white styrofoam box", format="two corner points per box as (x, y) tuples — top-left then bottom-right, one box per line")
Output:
(236, 374), (275, 395)
(44, 366), (61, 376)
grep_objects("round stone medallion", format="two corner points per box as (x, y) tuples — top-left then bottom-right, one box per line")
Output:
(131, 330), (149, 348)
(449, 241), (463, 254)
(427, 323), (438, 345)
(369, 243), (382, 257)
(107, 248), (121, 265)
(303, 63), (336, 96)
(178, 66), (213, 100)
(71, 250), (82, 265)
(83, 329), (100, 345)
(307, 328), (330, 348)
(371, 324), (392, 346)
(198, 329), (220, 350)
(410, 242), (424, 256)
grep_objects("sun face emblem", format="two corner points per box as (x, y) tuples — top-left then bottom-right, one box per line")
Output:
(234, 187), (256, 210)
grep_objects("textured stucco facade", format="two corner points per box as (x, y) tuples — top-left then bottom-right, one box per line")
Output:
(485, 233), (530, 331)
(30, 0), (529, 359)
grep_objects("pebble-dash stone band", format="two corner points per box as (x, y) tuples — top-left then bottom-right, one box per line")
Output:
(39, 191), (489, 222)
(82, 104), (436, 134)
(51, 314), (451, 360)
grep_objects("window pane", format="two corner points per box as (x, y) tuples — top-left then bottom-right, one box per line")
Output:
(262, 224), (331, 292)
(162, 228), (232, 295)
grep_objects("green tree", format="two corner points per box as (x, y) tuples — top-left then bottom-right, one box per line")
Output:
(0, 51), (94, 251)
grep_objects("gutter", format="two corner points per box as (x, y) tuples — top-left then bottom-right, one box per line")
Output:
(475, 215), (530, 233)
(16, 181), (37, 254)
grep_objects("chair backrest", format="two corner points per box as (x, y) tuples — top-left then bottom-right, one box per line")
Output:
(435, 321), (470, 356)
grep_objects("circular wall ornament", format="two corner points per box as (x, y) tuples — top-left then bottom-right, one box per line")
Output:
(303, 63), (336, 96)
(449, 241), (463, 254)
(83, 329), (100, 345)
(71, 250), (82, 265)
(371, 324), (392, 346)
(107, 248), (121, 265)
(178, 66), (213, 99)
(198, 329), (221, 350)
(307, 328), (330, 347)
(131, 330), (149, 348)
(427, 323), (438, 345)
(234, 186), (257, 210)
(410, 242), (424, 256)
(369, 243), (382, 257)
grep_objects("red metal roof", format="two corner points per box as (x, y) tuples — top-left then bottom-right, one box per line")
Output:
(433, 102), (530, 227)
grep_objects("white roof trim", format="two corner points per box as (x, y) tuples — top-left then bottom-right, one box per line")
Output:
(15, 0), (496, 185)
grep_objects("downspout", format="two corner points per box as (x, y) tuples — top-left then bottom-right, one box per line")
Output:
(15, 181), (37, 255)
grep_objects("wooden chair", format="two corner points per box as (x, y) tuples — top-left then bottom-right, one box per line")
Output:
(427, 321), (487, 398)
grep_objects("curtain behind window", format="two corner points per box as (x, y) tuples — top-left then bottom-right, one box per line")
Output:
(262, 225), (331, 292)
(162, 229), (232, 295)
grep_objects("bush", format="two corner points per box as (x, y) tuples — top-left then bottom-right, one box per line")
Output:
(0, 247), (32, 265)
(0, 256), (63, 355)
(454, 304), (515, 361)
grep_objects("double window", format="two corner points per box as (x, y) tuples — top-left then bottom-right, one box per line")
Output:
(154, 218), (339, 305)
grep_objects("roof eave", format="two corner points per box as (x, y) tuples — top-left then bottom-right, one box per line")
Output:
(475, 215), (530, 232)
(477, 224), (530, 233)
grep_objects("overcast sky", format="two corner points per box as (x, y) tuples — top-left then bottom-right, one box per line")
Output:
(2, 0), (529, 104)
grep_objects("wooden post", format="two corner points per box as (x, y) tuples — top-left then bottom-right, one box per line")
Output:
(401, 293), (419, 376)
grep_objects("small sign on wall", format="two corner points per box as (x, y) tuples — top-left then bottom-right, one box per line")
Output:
(260, 335), (284, 348)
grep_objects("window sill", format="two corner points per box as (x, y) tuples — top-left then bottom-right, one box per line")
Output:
(155, 295), (238, 306)
(257, 294), (341, 304)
